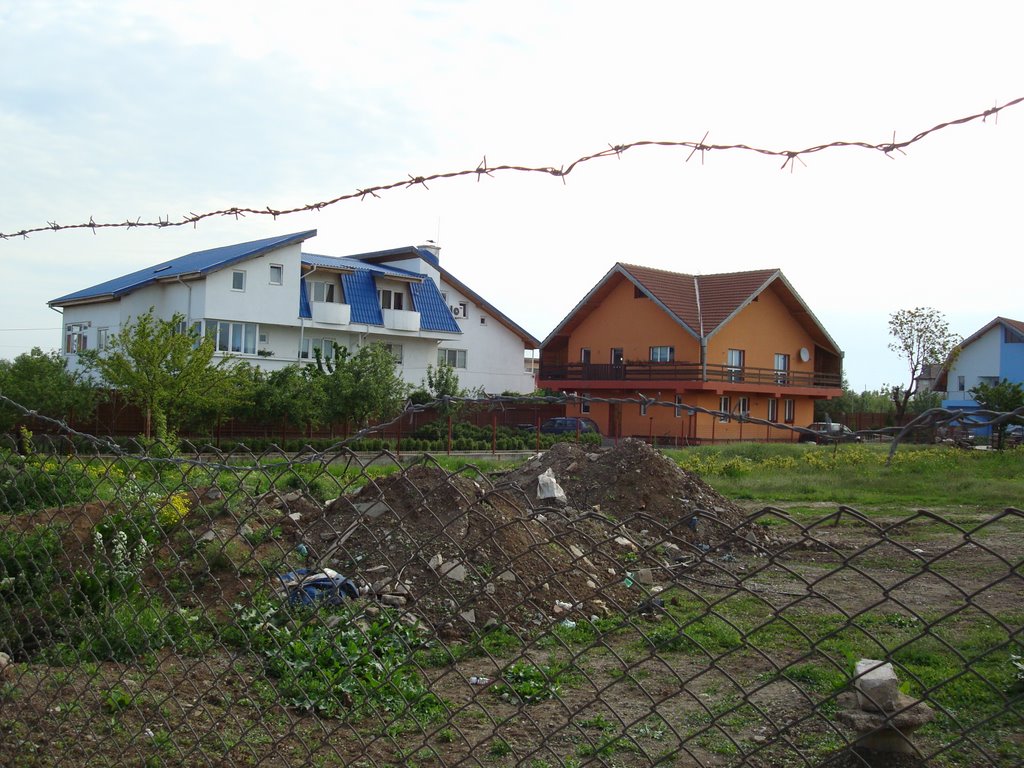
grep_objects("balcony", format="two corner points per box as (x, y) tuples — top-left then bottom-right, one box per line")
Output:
(311, 301), (351, 326)
(382, 308), (420, 332)
(539, 362), (842, 389)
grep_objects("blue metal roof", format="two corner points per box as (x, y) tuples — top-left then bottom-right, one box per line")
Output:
(342, 270), (384, 325)
(50, 230), (317, 306)
(411, 277), (460, 333)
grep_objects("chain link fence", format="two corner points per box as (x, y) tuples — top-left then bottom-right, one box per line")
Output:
(0, 408), (1021, 767)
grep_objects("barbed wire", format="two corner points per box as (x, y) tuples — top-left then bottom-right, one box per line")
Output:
(1, 97), (1021, 241)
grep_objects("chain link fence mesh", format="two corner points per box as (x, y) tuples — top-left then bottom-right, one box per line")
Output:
(0, 413), (1021, 767)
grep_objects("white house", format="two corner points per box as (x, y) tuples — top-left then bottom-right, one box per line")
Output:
(49, 230), (540, 395)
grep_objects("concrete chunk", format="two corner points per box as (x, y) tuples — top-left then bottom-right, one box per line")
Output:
(855, 659), (900, 712)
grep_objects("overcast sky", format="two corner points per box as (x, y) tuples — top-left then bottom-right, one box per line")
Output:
(1, 1), (1021, 392)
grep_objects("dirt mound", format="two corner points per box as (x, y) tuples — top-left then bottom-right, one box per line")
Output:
(308, 464), (644, 635)
(504, 439), (754, 541)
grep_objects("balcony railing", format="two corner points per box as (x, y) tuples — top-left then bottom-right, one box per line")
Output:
(382, 308), (421, 332)
(539, 362), (841, 388)
(311, 301), (351, 326)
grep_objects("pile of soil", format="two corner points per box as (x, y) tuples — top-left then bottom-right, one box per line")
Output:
(303, 439), (766, 635)
(504, 438), (752, 536)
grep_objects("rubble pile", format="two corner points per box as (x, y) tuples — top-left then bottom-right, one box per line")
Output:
(302, 440), (765, 634)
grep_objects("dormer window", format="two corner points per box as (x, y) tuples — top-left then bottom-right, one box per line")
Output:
(379, 289), (404, 310)
(312, 280), (337, 303)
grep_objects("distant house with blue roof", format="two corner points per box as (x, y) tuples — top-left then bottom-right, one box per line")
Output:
(934, 317), (1024, 432)
(49, 230), (540, 394)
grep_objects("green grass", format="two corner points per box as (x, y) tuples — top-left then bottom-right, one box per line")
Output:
(665, 443), (1024, 509)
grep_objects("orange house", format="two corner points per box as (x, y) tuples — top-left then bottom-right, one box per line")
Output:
(538, 264), (844, 443)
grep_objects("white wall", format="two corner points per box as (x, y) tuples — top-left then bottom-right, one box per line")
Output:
(947, 326), (1001, 395)
(438, 280), (534, 394)
(200, 242), (303, 326)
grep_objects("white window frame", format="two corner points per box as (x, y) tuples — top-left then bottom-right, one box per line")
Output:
(385, 343), (403, 364)
(96, 327), (110, 351)
(727, 349), (744, 381)
(783, 398), (795, 424)
(379, 289), (405, 311)
(438, 348), (467, 369)
(736, 397), (749, 418)
(580, 348), (591, 364)
(269, 264), (283, 286)
(581, 393), (591, 414)
(767, 398), (779, 423)
(674, 394), (683, 418)
(65, 323), (88, 354)
(208, 320), (257, 355)
(650, 346), (675, 363)
(312, 280), (337, 303)
(774, 353), (790, 384)
(231, 270), (246, 292)
(719, 396), (730, 422)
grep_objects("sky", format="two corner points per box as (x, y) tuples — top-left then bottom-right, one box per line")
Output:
(1, 1), (1021, 392)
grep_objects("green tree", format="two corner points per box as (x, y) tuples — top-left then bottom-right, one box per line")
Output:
(347, 344), (408, 428)
(249, 364), (326, 443)
(0, 347), (97, 432)
(969, 378), (1024, 448)
(80, 310), (236, 440)
(421, 361), (465, 417)
(885, 307), (961, 424)
(311, 342), (407, 433)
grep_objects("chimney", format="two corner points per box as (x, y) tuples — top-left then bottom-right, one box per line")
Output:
(417, 241), (441, 263)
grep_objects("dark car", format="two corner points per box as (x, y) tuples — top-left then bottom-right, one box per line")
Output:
(540, 417), (601, 435)
(798, 422), (862, 444)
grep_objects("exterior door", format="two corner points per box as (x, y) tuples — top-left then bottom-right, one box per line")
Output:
(611, 347), (624, 379)
(609, 402), (623, 438)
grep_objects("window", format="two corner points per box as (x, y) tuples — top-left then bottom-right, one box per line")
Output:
(312, 280), (337, 303)
(379, 289), (404, 310)
(650, 346), (675, 363)
(580, 348), (591, 364)
(96, 327), (110, 350)
(774, 353), (790, 384)
(207, 320), (256, 354)
(767, 398), (779, 423)
(783, 399), (795, 424)
(269, 264), (283, 285)
(231, 270), (246, 291)
(312, 338), (335, 361)
(65, 323), (88, 353)
(675, 394), (683, 418)
(719, 396), (730, 422)
(736, 397), (749, 418)
(727, 349), (745, 381)
(581, 393), (591, 414)
(438, 348), (467, 368)
(479, 316), (487, 326)
(640, 399), (649, 416)
(386, 343), (403, 364)
(957, 375), (965, 392)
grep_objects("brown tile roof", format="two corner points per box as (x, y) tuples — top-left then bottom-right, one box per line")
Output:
(619, 264), (779, 336)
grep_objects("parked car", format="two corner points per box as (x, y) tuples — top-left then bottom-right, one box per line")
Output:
(798, 422), (862, 444)
(540, 417), (601, 435)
